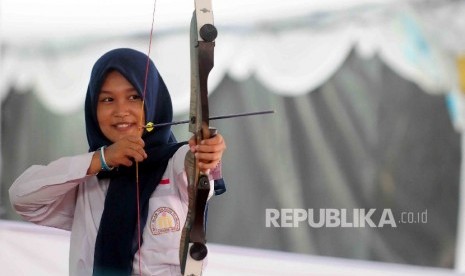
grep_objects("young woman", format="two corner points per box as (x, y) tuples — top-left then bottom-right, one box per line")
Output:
(9, 48), (226, 276)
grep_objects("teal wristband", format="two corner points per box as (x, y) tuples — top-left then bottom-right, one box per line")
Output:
(99, 146), (114, 171)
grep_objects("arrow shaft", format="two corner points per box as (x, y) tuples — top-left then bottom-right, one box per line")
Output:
(144, 110), (274, 129)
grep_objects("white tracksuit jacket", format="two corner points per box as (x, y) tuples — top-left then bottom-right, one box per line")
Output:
(9, 145), (214, 276)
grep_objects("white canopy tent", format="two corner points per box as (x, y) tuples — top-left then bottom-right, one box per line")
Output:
(1, 0), (407, 41)
(1, 0), (463, 114)
(2, 0), (465, 274)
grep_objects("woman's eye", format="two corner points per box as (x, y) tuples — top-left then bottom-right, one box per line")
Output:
(100, 97), (113, 102)
(129, 95), (142, 101)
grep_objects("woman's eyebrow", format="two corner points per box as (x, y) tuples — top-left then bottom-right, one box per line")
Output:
(99, 87), (138, 94)
(98, 90), (113, 96)
(126, 87), (138, 93)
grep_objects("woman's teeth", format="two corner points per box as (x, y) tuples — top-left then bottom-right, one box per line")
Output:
(115, 123), (131, 128)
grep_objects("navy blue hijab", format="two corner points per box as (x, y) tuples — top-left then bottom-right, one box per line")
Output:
(85, 48), (185, 275)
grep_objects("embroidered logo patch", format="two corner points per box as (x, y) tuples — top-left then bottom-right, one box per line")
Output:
(150, 207), (180, 235)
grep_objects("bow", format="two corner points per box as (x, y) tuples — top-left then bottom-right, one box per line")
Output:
(140, 1), (272, 274)
(179, 1), (217, 275)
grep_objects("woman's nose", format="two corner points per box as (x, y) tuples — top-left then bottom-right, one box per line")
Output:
(114, 101), (130, 117)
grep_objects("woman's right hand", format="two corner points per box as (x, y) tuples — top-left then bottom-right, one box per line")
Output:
(87, 136), (147, 175)
(104, 136), (147, 168)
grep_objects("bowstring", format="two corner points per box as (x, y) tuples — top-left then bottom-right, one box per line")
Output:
(137, 0), (157, 274)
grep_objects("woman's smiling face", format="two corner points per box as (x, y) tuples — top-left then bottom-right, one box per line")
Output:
(97, 70), (145, 142)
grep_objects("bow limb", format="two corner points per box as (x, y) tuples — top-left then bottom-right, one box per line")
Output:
(180, 0), (217, 275)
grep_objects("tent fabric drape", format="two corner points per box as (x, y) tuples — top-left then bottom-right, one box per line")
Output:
(0, 2), (457, 116)
(205, 51), (460, 267)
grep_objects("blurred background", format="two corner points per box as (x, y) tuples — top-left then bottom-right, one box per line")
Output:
(2, 0), (465, 275)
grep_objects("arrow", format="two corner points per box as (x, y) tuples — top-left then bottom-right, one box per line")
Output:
(143, 110), (274, 132)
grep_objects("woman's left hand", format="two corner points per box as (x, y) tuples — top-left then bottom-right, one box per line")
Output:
(188, 133), (226, 172)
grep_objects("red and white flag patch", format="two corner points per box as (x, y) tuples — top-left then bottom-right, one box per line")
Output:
(159, 178), (170, 185)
